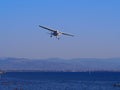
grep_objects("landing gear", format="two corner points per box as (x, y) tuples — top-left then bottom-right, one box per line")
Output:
(56, 36), (60, 40)
(50, 33), (53, 37)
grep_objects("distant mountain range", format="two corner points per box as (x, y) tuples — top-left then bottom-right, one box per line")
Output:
(0, 57), (120, 72)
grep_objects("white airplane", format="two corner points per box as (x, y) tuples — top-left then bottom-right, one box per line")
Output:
(39, 25), (74, 39)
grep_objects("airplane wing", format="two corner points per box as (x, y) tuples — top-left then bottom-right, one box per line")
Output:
(62, 32), (74, 37)
(39, 25), (55, 32)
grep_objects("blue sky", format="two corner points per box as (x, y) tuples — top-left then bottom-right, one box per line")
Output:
(0, 0), (120, 59)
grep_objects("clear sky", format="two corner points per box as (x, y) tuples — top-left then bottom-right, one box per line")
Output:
(0, 0), (120, 59)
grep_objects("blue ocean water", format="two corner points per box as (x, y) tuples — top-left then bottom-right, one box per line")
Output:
(0, 72), (120, 90)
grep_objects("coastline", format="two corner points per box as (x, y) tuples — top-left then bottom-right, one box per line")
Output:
(3, 70), (120, 73)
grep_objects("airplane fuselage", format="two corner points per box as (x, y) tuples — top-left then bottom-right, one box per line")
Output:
(52, 31), (61, 36)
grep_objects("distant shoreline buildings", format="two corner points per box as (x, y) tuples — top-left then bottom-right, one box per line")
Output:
(0, 70), (5, 74)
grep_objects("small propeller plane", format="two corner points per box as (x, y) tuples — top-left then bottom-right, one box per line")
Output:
(39, 25), (74, 39)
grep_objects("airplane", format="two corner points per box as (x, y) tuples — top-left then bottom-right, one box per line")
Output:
(39, 25), (74, 39)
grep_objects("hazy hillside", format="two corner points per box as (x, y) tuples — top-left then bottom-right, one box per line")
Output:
(0, 58), (120, 72)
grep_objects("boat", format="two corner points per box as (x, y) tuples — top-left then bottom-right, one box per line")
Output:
(113, 83), (120, 87)
(0, 71), (3, 74)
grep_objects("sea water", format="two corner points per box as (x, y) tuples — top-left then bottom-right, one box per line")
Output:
(0, 72), (120, 90)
